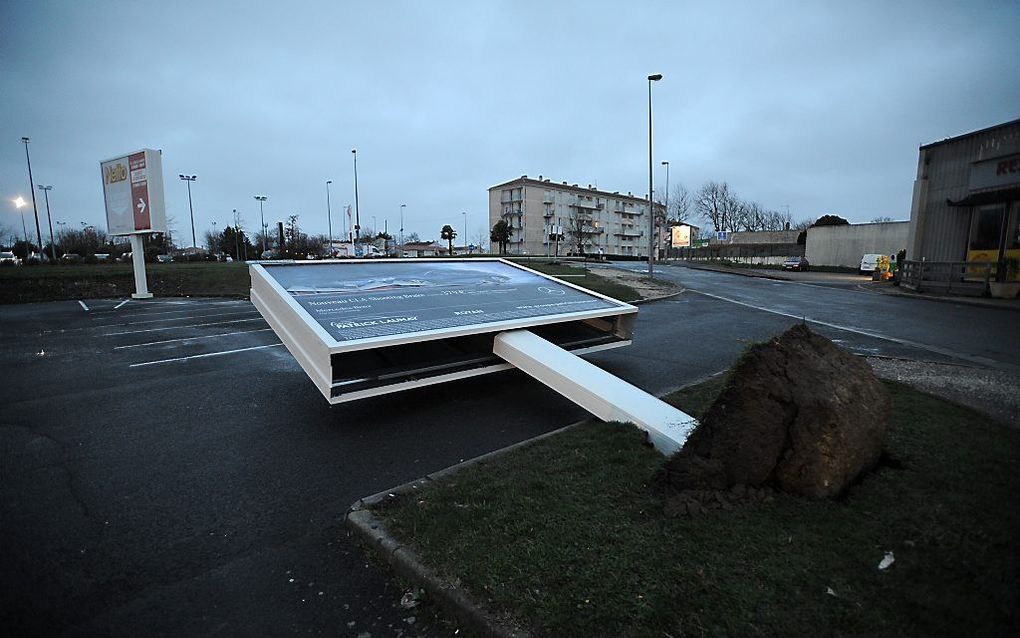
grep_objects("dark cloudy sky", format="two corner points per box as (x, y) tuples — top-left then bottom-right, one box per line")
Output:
(2, 0), (1018, 247)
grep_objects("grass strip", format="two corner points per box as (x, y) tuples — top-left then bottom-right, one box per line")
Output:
(372, 378), (1020, 637)
(0, 259), (641, 304)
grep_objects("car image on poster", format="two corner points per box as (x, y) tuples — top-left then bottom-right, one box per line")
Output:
(261, 260), (623, 343)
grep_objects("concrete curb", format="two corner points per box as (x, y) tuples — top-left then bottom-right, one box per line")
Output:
(633, 288), (685, 305)
(345, 422), (584, 638)
(861, 283), (1020, 313)
(664, 261), (792, 281)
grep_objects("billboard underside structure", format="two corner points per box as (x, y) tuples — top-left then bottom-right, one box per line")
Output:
(250, 258), (695, 453)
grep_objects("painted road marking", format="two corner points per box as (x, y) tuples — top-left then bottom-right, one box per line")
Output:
(78, 300), (90, 312)
(91, 302), (250, 320)
(92, 309), (258, 328)
(103, 317), (265, 336)
(129, 342), (283, 367)
(114, 299), (130, 309)
(687, 288), (1016, 371)
(114, 328), (274, 349)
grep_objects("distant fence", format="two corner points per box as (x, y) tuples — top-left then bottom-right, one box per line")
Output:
(665, 243), (803, 265)
(899, 260), (998, 296)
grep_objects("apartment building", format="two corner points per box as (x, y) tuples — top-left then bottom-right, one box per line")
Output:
(487, 175), (665, 257)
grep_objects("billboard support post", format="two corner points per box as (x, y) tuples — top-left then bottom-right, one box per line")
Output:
(129, 234), (152, 299)
(101, 148), (166, 300)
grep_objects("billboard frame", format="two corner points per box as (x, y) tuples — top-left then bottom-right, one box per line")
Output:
(250, 258), (638, 403)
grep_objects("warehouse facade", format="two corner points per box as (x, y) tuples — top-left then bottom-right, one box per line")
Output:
(906, 119), (1020, 266)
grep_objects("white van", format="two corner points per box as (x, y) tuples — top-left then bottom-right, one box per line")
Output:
(860, 254), (883, 274)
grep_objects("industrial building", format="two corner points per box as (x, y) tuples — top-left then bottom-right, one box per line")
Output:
(806, 221), (909, 269)
(488, 175), (664, 257)
(907, 118), (1020, 265)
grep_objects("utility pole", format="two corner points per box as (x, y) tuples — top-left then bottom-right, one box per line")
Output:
(646, 74), (662, 275)
(326, 180), (333, 257)
(178, 174), (197, 247)
(351, 149), (361, 249)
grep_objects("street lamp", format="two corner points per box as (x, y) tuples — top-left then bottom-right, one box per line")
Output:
(254, 195), (268, 256)
(646, 74), (662, 275)
(351, 149), (361, 246)
(325, 180), (333, 257)
(661, 160), (670, 259)
(14, 196), (29, 253)
(178, 174), (197, 248)
(462, 211), (467, 254)
(21, 137), (44, 261)
(233, 209), (241, 260)
(399, 203), (406, 257)
(37, 185), (56, 262)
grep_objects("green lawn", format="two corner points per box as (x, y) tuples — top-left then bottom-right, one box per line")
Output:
(0, 262), (252, 303)
(0, 258), (640, 304)
(372, 378), (1020, 637)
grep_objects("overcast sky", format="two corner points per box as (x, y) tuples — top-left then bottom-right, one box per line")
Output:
(2, 0), (1018, 248)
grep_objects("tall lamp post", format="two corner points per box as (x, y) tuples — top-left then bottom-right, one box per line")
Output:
(351, 149), (361, 247)
(646, 73), (662, 276)
(325, 180), (333, 257)
(37, 185), (56, 262)
(462, 211), (468, 254)
(21, 138), (44, 260)
(661, 160), (670, 259)
(14, 196), (29, 253)
(399, 203), (406, 257)
(232, 209), (241, 260)
(254, 195), (268, 256)
(178, 174), (197, 247)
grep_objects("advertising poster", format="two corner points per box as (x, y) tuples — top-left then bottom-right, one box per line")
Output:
(671, 225), (691, 248)
(263, 261), (623, 342)
(101, 149), (166, 235)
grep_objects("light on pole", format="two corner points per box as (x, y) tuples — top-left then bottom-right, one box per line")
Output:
(399, 203), (406, 257)
(462, 211), (467, 254)
(351, 149), (361, 247)
(646, 74), (662, 276)
(21, 138), (44, 261)
(178, 174), (197, 248)
(14, 196), (29, 253)
(37, 185), (56, 262)
(211, 220), (217, 252)
(254, 195), (268, 256)
(233, 209), (241, 260)
(661, 160), (670, 259)
(325, 180), (333, 257)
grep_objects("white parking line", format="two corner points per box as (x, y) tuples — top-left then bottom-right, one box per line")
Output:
(129, 342), (283, 367)
(90, 299), (248, 317)
(78, 300), (90, 312)
(114, 299), (130, 309)
(114, 328), (274, 349)
(687, 288), (1012, 370)
(104, 317), (265, 336)
(93, 309), (258, 327)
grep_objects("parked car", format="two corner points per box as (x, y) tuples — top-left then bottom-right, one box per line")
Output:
(94, 253), (111, 262)
(60, 253), (83, 263)
(782, 256), (809, 271)
(116, 252), (133, 263)
(0, 251), (21, 266)
(155, 254), (172, 263)
(859, 253), (883, 274)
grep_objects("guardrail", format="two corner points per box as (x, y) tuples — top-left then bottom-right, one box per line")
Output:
(899, 260), (998, 296)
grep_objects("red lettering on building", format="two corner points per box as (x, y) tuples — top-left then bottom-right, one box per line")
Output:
(997, 159), (1020, 176)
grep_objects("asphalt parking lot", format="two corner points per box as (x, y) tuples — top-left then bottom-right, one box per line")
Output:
(2, 297), (588, 636)
(2, 275), (1014, 636)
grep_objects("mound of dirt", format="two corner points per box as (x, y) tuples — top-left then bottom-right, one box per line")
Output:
(658, 323), (890, 501)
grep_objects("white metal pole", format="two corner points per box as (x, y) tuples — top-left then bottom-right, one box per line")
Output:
(129, 234), (152, 298)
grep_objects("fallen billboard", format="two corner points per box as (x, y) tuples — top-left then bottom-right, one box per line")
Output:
(250, 258), (638, 403)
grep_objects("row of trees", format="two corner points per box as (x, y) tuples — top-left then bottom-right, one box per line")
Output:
(667, 181), (798, 233)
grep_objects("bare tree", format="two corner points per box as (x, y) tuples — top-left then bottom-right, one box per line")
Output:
(565, 208), (599, 255)
(669, 183), (693, 224)
(696, 181), (726, 232)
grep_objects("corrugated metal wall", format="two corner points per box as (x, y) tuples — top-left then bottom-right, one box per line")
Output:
(910, 122), (1020, 261)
